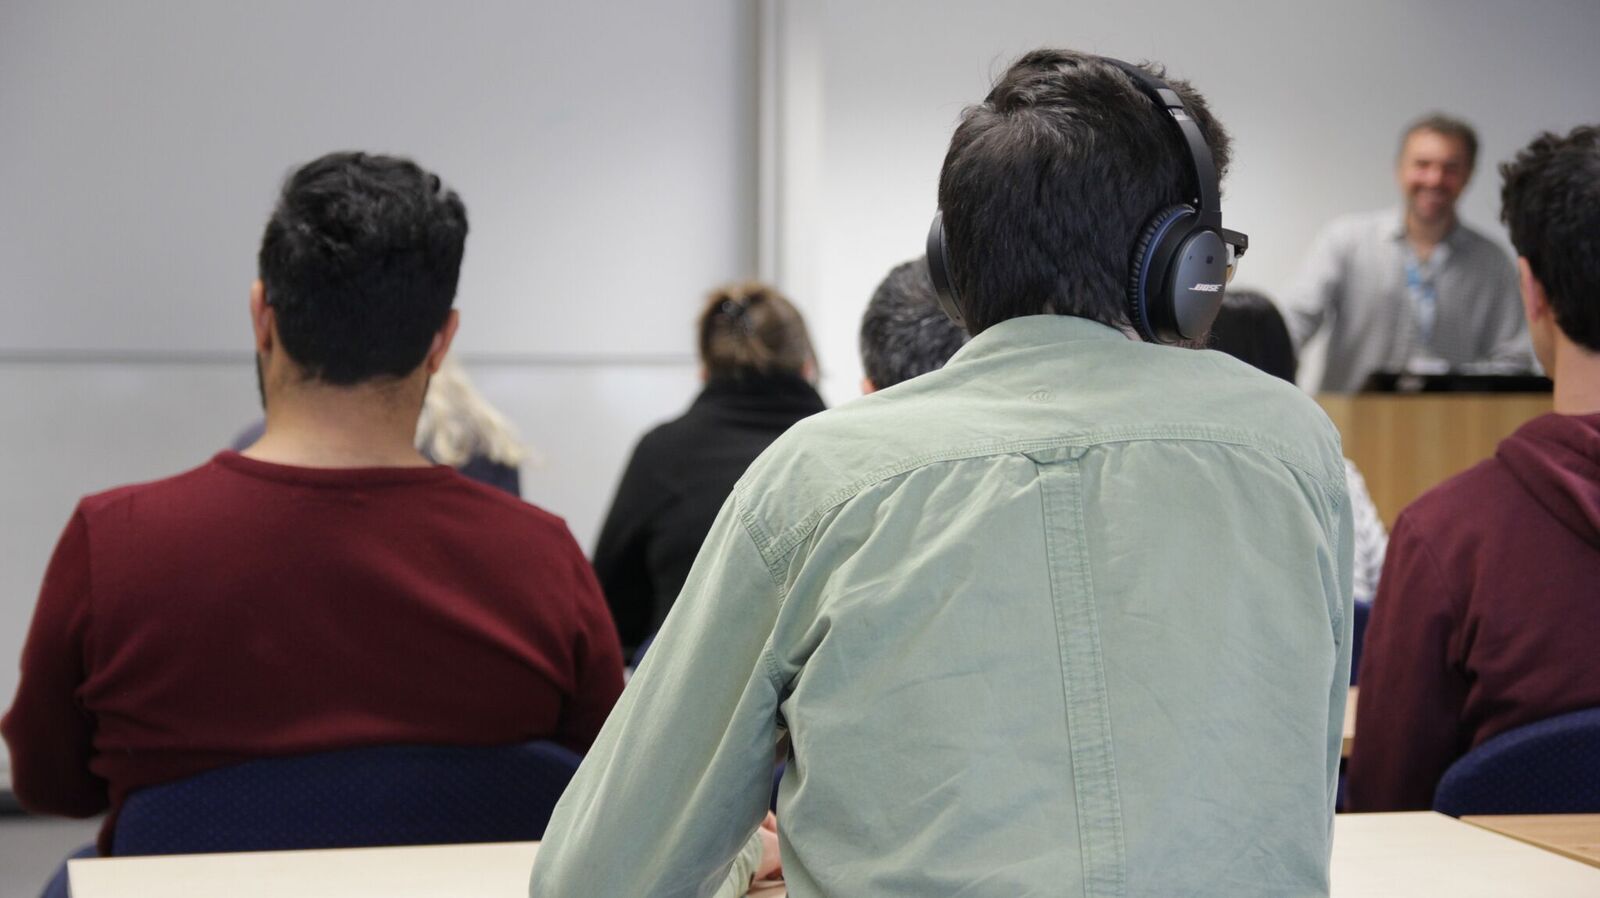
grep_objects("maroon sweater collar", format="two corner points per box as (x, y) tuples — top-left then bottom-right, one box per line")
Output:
(212, 451), (456, 487)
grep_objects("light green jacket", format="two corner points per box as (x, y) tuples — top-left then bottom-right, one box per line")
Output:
(531, 315), (1354, 897)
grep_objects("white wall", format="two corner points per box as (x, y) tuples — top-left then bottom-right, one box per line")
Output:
(782, 0), (1600, 402)
(0, 0), (751, 782)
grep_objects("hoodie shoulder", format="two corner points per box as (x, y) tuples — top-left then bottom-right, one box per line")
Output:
(1496, 412), (1600, 550)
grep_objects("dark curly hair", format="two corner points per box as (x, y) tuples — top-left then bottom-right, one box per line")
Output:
(1500, 125), (1600, 351)
(258, 152), (468, 384)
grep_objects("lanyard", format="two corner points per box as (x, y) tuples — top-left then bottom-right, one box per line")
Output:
(1403, 252), (1439, 347)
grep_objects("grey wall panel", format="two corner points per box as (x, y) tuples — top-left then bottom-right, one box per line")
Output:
(0, 0), (757, 356)
(469, 361), (703, 552)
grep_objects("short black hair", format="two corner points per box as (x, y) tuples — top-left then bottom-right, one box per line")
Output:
(1400, 113), (1480, 173)
(1501, 126), (1600, 352)
(859, 257), (970, 389)
(257, 152), (468, 385)
(937, 49), (1231, 335)
(1207, 290), (1298, 384)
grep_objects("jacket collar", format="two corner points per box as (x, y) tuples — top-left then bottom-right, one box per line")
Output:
(946, 314), (1132, 369)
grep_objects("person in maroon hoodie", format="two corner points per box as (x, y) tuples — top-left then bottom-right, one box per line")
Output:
(1347, 125), (1600, 811)
(0, 152), (625, 853)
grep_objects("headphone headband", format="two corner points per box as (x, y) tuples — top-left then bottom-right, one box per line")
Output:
(1097, 58), (1221, 230)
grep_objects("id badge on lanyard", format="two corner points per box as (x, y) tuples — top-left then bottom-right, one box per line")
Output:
(1403, 253), (1439, 347)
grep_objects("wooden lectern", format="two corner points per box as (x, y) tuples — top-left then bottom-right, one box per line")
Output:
(1316, 394), (1551, 526)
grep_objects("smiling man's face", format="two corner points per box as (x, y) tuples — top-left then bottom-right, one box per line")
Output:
(1397, 128), (1472, 230)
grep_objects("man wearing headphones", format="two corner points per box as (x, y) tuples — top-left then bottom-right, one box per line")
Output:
(532, 50), (1353, 897)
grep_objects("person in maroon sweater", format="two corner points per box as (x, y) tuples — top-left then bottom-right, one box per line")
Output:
(0, 152), (625, 852)
(1348, 125), (1600, 811)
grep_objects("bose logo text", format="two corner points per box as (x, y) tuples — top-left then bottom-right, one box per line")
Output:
(1188, 283), (1222, 293)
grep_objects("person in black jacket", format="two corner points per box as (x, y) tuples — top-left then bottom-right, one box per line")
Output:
(594, 282), (825, 657)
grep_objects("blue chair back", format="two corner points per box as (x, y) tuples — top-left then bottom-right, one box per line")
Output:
(1432, 706), (1600, 817)
(631, 633), (657, 668)
(111, 741), (582, 856)
(1349, 599), (1372, 685)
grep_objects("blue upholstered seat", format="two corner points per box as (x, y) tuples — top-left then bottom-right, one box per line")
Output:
(1432, 706), (1600, 816)
(111, 740), (582, 856)
(1349, 599), (1372, 685)
(41, 740), (582, 897)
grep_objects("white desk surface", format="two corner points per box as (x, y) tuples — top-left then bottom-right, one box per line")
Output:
(70, 812), (1600, 898)
(1331, 811), (1600, 896)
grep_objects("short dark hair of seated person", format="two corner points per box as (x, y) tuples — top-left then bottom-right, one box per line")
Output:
(593, 282), (825, 655)
(936, 54), (1229, 339)
(0, 151), (624, 855)
(1206, 290), (1299, 384)
(859, 256), (971, 391)
(258, 153), (467, 383)
(1346, 125), (1600, 812)
(1500, 126), (1600, 354)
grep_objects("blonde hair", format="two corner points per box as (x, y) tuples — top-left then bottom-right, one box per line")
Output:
(697, 282), (814, 380)
(415, 355), (526, 468)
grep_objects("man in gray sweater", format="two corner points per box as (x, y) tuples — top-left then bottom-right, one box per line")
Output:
(1284, 113), (1530, 391)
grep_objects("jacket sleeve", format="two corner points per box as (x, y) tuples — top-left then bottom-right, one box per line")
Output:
(530, 494), (783, 898)
(1282, 222), (1347, 350)
(1345, 508), (1469, 811)
(1, 507), (110, 817)
(554, 526), (626, 753)
(592, 437), (671, 654)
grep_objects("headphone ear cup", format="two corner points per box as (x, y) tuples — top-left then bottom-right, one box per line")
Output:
(925, 212), (965, 327)
(1126, 205), (1192, 342)
(1168, 228), (1230, 339)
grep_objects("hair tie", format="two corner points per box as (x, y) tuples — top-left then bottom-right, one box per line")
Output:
(720, 298), (756, 336)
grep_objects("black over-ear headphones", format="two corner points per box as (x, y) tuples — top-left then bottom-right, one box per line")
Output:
(926, 56), (1249, 343)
